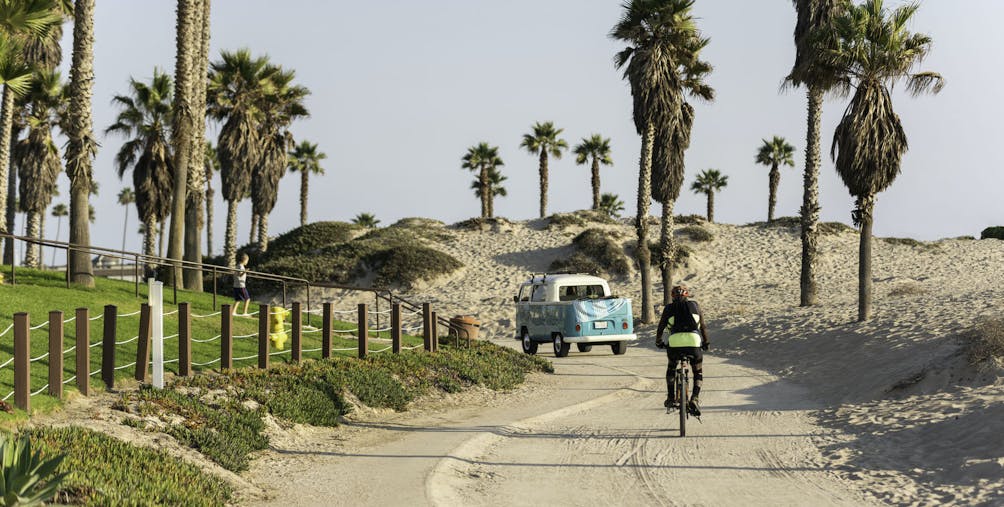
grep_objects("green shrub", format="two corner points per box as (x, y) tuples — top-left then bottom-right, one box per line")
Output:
(649, 242), (692, 268)
(677, 225), (713, 242)
(0, 433), (67, 506)
(548, 210), (615, 230)
(262, 222), (360, 261)
(550, 229), (630, 278)
(818, 221), (855, 235)
(888, 283), (926, 298)
(391, 217), (445, 229)
(881, 237), (940, 252)
(965, 318), (1004, 365)
(367, 245), (464, 288)
(980, 227), (1004, 240)
(746, 216), (801, 228)
(28, 427), (231, 506)
(675, 214), (705, 225)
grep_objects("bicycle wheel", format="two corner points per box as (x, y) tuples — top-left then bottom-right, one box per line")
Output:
(677, 369), (688, 437)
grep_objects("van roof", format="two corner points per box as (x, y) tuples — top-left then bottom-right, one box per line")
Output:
(523, 273), (609, 286)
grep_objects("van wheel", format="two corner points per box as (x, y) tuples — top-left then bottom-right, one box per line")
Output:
(553, 334), (570, 358)
(521, 330), (537, 355)
(611, 341), (628, 355)
(576, 344), (592, 353)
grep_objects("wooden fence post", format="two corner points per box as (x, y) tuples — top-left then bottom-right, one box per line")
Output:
(101, 305), (117, 390)
(391, 304), (401, 354)
(291, 302), (302, 362)
(221, 305), (233, 370)
(431, 311), (439, 352)
(13, 313), (29, 412)
(75, 308), (89, 396)
(423, 303), (432, 352)
(178, 303), (192, 376)
(135, 304), (151, 382)
(258, 304), (269, 369)
(48, 311), (63, 398)
(322, 303), (332, 359)
(358, 303), (368, 359)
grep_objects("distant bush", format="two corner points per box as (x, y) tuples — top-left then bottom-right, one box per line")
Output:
(888, 283), (926, 298)
(881, 237), (940, 252)
(451, 217), (511, 231)
(677, 225), (713, 242)
(649, 242), (692, 268)
(818, 221), (855, 235)
(953, 236), (976, 241)
(262, 222), (360, 261)
(965, 318), (1004, 366)
(548, 210), (615, 229)
(367, 245), (464, 288)
(980, 227), (1004, 240)
(675, 214), (705, 225)
(391, 217), (445, 229)
(550, 228), (630, 278)
(746, 216), (801, 228)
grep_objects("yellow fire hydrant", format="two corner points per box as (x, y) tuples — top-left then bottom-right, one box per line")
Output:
(268, 306), (290, 350)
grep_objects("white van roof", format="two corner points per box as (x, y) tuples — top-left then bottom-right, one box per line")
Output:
(523, 273), (608, 286)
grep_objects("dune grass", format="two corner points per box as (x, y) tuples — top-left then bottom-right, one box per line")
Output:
(0, 268), (424, 418)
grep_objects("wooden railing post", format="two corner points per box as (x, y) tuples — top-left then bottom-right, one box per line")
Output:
(178, 303), (192, 376)
(221, 305), (233, 370)
(258, 304), (269, 369)
(75, 308), (90, 396)
(48, 311), (63, 398)
(358, 303), (368, 359)
(322, 303), (332, 359)
(291, 302), (302, 362)
(135, 304), (151, 382)
(391, 304), (401, 354)
(13, 313), (29, 412)
(423, 303), (432, 352)
(101, 305), (117, 390)
(431, 311), (439, 352)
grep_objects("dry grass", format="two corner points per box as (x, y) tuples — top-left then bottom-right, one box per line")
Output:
(888, 283), (927, 298)
(965, 318), (1004, 366)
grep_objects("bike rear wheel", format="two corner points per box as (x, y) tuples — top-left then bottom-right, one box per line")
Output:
(677, 369), (688, 437)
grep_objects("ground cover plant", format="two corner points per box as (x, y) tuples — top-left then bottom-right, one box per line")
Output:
(965, 318), (1004, 366)
(114, 342), (552, 472)
(676, 225), (713, 242)
(0, 269), (424, 419)
(550, 228), (630, 278)
(26, 426), (232, 506)
(979, 227), (1004, 240)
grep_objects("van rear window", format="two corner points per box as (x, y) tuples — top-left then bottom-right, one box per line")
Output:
(558, 285), (606, 301)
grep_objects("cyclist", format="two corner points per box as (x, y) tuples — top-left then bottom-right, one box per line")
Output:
(655, 285), (710, 416)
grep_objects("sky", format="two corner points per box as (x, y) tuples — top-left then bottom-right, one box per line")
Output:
(34, 0), (1004, 260)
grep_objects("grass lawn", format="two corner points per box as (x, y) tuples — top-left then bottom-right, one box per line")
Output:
(0, 267), (424, 416)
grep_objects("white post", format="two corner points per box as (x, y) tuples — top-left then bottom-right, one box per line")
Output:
(149, 278), (164, 389)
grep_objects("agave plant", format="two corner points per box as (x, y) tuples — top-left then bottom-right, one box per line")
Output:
(0, 433), (67, 506)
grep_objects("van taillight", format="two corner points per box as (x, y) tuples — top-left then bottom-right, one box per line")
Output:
(622, 321), (628, 330)
(575, 324), (581, 332)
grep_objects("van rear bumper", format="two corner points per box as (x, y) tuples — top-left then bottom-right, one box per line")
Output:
(562, 333), (637, 344)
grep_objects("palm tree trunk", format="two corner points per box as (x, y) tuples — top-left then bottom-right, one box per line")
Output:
(659, 199), (676, 305)
(205, 186), (214, 256)
(258, 212), (268, 252)
(66, 0), (96, 287)
(2, 127), (16, 266)
(224, 198), (237, 268)
(857, 194), (875, 322)
(768, 164), (779, 222)
(249, 213), (258, 245)
(121, 204), (129, 253)
(183, 0), (211, 291)
(488, 191), (494, 219)
(800, 86), (823, 306)
(636, 122), (655, 324)
(51, 216), (60, 267)
(169, 0), (198, 287)
(479, 166), (488, 219)
(299, 170), (308, 227)
(591, 156), (601, 210)
(24, 211), (40, 268)
(144, 215), (156, 275)
(707, 190), (715, 223)
(158, 220), (165, 258)
(538, 148), (548, 218)
(0, 87), (14, 265)
(38, 212), (45, 266)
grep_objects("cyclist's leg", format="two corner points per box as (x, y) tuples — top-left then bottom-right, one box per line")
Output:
(666, 350), (680, 405)
(689, 348), (704, 400)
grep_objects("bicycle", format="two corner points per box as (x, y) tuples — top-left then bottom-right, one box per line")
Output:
(663, 351), (700, 437)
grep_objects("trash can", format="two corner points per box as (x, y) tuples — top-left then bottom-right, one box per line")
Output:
(449, 315), (480, 343)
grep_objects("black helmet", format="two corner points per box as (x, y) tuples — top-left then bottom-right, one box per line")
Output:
(671, 285), (690, 299)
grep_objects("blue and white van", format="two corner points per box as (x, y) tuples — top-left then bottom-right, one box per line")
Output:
(513, 273), (637, 357)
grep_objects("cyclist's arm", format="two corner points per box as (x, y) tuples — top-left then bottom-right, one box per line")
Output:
(655, 306), (671, 343)
(696, 304), (710, 349)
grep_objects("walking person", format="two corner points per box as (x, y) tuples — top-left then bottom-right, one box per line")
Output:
(233, 253), (252, 316)
(655, 285), (710, 416)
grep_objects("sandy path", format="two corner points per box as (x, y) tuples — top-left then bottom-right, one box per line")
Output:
(245, 337), (873, 506)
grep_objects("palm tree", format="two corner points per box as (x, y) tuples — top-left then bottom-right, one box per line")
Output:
(203, 140), (218, 256)
(183, 0), (212, 290)
(461, 142), (503, 219)
(573, 134), (613, 210)
(252, 65), (308, 252)
(14, 69), (63, 268)
(351, 213), (379, 229)
(520, 121), (567, 218)
(470, 165), (507, 218)
(287, 139), (326, 228)
(64, 0), (97, 286)
(826, 0), (943, 321)
(611, 0), (706, 322)
(690, 169), (728, 223)
(105, 69), (175, 263)
(787, 0), (848, 307)
(755, 136), (796, 222)
(598, 193), (625, 218)
(117, 187), (134, 252)
(49, 201), (65, 265)
(167, 0), (200, 285)
(207, 48), (269, 268)
(0, 1), (62, 265)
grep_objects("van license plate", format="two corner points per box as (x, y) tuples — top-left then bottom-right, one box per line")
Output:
(593, 322), (608, 329)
